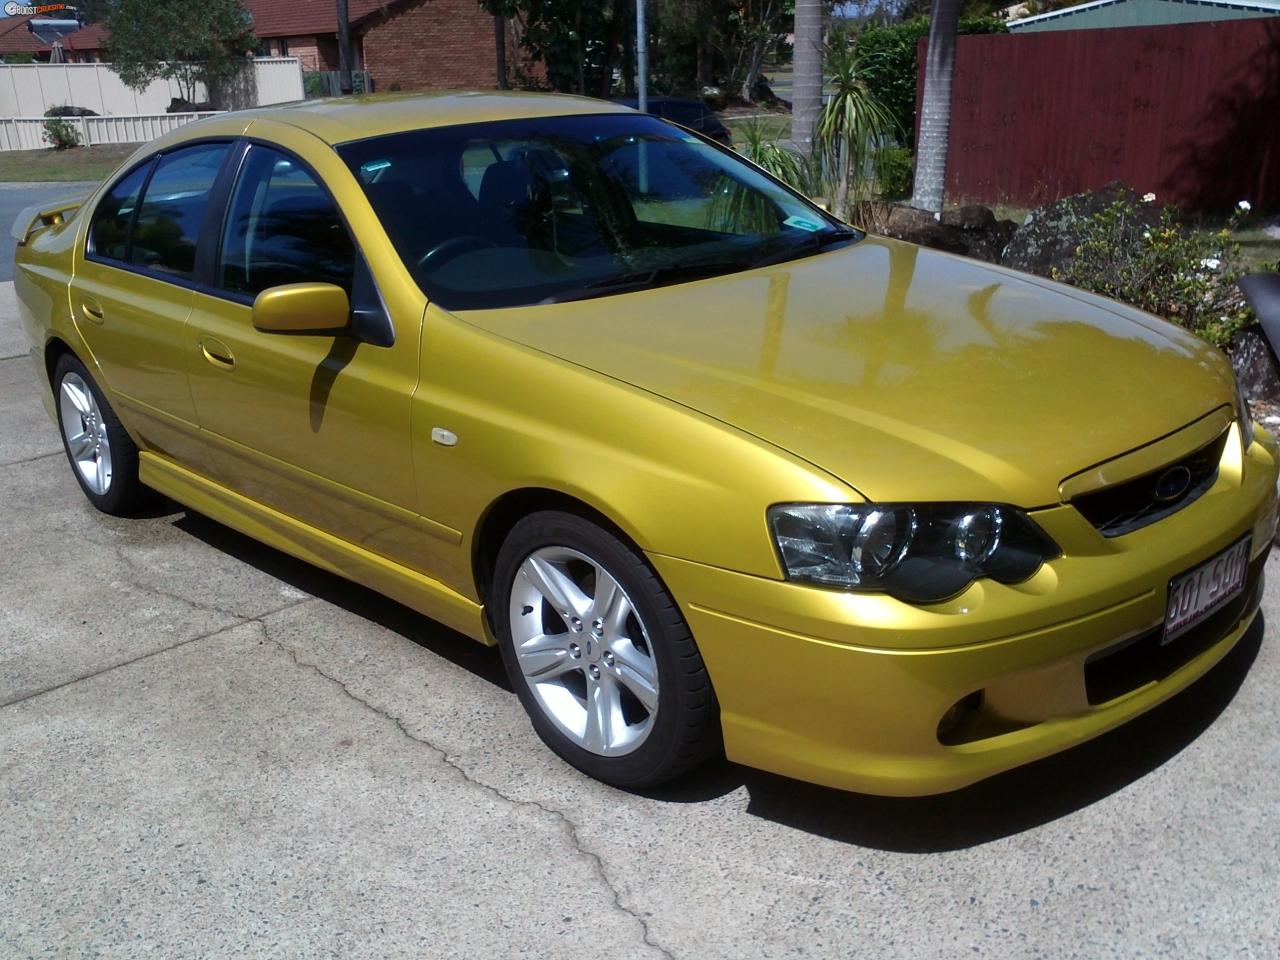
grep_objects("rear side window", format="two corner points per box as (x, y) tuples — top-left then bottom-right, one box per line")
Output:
(129, 142), (230, 279)
(217, 145), (355, 297)
(88, 161), (152, 262)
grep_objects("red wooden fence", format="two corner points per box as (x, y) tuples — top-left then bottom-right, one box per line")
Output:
(917, 19), (1280, 212)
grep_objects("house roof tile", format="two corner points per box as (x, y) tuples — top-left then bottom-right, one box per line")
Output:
(245, 0), (400, 39)
(0, 15), (54, 54)
(61, 22), (109, 51)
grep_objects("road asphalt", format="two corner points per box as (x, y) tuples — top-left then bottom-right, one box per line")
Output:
(0, 182), (98, 283)
(1, 281), (1278, 958)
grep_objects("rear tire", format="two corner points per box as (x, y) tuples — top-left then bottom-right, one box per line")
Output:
(494, 510), (721, 789)
(53, 353), (151, 516)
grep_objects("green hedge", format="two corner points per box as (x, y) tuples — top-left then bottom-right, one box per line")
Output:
(857, 16), (1006, 150)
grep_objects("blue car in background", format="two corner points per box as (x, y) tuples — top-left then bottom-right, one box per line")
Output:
(612, 97), (732, 146)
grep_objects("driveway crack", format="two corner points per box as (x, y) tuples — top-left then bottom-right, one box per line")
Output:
(0, 601), (307, 710)
(0, 449), (61, 468)
(259, 620), (677, 960)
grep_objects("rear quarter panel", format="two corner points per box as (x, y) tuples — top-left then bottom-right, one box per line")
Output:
(13, 200), (98, 418)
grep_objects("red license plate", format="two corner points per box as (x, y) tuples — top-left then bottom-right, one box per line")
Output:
(1163, 536), (1251, 643)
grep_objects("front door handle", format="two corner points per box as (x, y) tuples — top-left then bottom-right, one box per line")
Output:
(199, 336), (235, 371)
(80, 297), (104, 323)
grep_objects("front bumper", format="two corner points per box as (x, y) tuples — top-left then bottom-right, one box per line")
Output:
(650, 425), (1279, 796)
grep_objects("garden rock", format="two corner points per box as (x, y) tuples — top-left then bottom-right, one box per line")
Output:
(876, 203), (1013, 264)
(1003, 182), (1160, 275)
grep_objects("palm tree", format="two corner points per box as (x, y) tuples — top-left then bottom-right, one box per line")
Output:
(911, 0), (961, 213)
(791, 0), (823, 154)
(816, 29), (896, 221)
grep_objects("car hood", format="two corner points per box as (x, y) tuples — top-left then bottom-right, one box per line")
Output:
(454, 236), (1234, 506)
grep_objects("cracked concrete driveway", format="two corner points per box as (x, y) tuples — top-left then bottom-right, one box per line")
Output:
(2, 281), (1278, 959)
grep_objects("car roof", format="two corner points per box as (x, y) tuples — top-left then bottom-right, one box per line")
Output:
(612, 97), (705, 108)
(169, 91), (638, 148)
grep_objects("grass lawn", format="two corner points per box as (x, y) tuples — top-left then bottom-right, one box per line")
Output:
(1234, 225), (1280, 273)
(721, 113), (791, 144)
(0, 144), (138, 183)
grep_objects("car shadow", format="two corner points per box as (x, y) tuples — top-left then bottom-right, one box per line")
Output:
(169, 505), (512, 692)
(168, 501), (1265, 849)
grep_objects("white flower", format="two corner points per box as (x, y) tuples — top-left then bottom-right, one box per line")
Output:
(1142, 192), (1156, 203)
(1143, 230), (1152, 239)
(1200, 258), (1221, 270)
(1238, 200), (1252, 212)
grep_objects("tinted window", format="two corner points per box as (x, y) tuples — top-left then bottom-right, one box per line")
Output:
(128, 142), (229, 278)
(89, 161), (152, 262)
(337, 114), (848, 309)
(218, 145), (355, 297)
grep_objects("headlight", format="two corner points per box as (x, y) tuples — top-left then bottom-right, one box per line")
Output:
(768, 503), (1061, 604)
(1234, 375), (1255, 452)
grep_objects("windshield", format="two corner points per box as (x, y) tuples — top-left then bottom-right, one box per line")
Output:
(336, 113), (858, 309)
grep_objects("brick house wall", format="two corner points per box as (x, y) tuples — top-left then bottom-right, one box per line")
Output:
(360, 0), (514, 90)
(266, 36), (342, 72)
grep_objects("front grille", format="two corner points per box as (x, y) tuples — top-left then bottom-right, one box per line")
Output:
(1071, 429), (1229, 537)
(1084, 547), (1267, 705)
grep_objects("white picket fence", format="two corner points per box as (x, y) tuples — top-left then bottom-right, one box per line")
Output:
(0, 58), (303, 117)
(0, 112), (221, 151)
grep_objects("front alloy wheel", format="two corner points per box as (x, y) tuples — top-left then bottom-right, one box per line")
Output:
(494, 511), (720, 788)
(510, 546), (660, 756)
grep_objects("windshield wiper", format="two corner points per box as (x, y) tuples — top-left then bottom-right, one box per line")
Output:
(749, 227), (861, 269)
(545, 259), (750, 303)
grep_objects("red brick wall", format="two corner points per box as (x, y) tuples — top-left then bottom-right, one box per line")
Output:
(271, 36), (341, 72)
(361, 0), (512, 90)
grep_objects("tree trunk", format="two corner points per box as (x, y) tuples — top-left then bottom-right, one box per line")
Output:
(911, 0), (960, 213)
(622, 0), (635, 96)
(790, 0), (822, 154)
(599, 0), (625, 98)
(494, 14), (509, 89)
(739, 37), (768, 103)
(336, 0), (354, 95)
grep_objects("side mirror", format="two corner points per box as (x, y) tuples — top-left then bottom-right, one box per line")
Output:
(252, 282), (350, 335)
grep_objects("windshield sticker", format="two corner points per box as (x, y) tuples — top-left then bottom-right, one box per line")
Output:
(784, 215), (822, 232)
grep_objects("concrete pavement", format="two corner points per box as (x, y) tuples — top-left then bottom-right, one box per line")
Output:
(1, 283), (1278, 958)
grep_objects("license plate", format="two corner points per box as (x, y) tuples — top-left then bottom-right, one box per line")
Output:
(1163, 536), (1251, 643)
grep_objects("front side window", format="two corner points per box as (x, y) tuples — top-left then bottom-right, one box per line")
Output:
(217, 145), (355, 297)
(338, 113), (855, 310)
(128, 142), (230, 279)
(88, 160), (152, 262)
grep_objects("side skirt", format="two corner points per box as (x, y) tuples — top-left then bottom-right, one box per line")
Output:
(138, 451), (494, 646)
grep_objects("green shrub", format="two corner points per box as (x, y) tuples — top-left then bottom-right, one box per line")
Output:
(1051, 196), (1253, 349)
(857, 16), (1006, 150)
(876, 145), (913, 199)
(43, 117), (81, 151)
(44, 105), (98, 118)
(736, 120), (821, 197)
(302, 71), (328, 98)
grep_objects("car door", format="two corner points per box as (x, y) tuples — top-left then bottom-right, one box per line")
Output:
(70, 141), (233, 476)
(185, 138), (427, 569)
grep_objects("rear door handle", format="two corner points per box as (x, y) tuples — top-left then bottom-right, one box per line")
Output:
(80, 297), (104, 323)
(199, 336), (235, 371)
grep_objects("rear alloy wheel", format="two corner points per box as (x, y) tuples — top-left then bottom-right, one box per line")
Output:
(494, 511), (720, 788)
(53, 353), (151, 515)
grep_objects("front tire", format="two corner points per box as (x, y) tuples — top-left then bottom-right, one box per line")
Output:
(494, 511), (720, 789)
(53, 353), (151, 516)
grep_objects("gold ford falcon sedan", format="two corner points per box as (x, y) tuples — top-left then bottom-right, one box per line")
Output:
(13, 93), (1279, 795)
